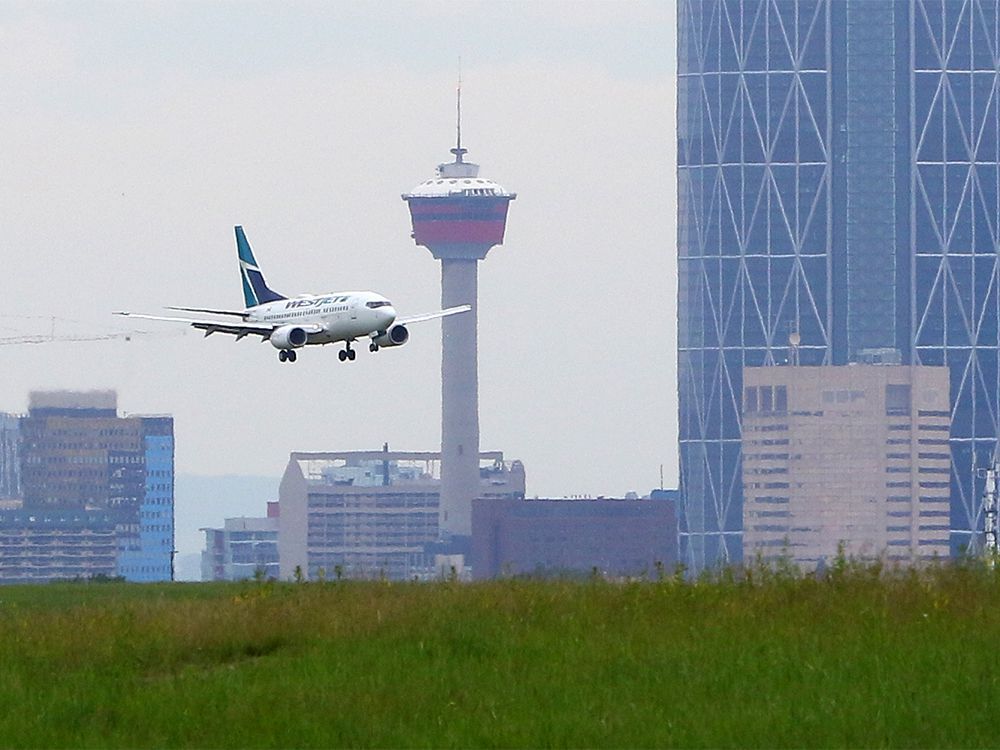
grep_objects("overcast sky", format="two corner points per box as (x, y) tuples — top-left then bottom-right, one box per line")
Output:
(0, 1), (676, 503)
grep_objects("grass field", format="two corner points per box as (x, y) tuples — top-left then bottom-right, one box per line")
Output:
(1, 561), (999, 748)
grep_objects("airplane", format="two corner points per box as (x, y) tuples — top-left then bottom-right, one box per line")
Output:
(115, 226), (470, 363)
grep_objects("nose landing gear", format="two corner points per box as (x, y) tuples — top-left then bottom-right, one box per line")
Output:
(338, 342), (356, 362)
(278, 350), (297, 363)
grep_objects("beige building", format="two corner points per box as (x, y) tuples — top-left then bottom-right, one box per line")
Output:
(742, 365), (951, 567)
(279, 449), (525, 580)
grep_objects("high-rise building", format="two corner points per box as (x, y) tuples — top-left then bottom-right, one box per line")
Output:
(742, 365), (951, 567)
(678, 0), (1000, 569)
(278, 449), (525, 580)
(0, 391), (175, 582)
(402, 92), (516, 541)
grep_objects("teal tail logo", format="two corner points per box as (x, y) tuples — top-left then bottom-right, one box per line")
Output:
(236, 226), (286, 307)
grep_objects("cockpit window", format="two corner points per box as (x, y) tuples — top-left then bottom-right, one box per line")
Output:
(366, 300), (392, 309)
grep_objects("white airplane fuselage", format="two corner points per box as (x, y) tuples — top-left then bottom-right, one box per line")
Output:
(250, 291), (397, 345)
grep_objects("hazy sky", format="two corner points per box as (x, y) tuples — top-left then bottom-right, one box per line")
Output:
(0, 1), (676, 505)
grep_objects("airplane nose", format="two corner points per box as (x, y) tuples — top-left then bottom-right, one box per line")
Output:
(379, 307), (397, 327)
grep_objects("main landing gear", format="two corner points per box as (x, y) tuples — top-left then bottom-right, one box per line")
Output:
(338, 342), (357, 362)
(278, 350), (297, 363)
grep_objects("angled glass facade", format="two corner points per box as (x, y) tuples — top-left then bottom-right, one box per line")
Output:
(910, 0), (1000, 554)
(679, 0), (835, 570)
(679, 0), (1000, 570)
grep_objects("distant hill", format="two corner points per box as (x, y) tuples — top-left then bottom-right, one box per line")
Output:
(174, 474), (280, 581)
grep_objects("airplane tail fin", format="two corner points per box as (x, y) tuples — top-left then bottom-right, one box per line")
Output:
(236, 226), (286, 308)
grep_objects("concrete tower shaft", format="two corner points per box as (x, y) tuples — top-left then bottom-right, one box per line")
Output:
(439, 258), (479, 535)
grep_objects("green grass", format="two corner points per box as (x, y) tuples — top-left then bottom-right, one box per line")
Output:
(1, 562), (999, 748)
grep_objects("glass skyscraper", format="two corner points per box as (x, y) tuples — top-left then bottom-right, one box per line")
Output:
(5, 392), (174, 582)
(678, 0), (1000, 569)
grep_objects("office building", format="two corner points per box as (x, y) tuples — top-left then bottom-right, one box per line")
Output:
(279, 449), (525, 580)
(201, 503), (280, 581)
(471, 495), (678, 580)
(0, 507), (119, 583)
(679, 0), (1000, 569)
(0, 391), (174, 582)
(742, 365), (951, 567)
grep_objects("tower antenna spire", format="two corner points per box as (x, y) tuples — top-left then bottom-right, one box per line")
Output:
(452, 59), (466, 164)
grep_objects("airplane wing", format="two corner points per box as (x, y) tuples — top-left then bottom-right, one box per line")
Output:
(166, 306), (250, 318)
(114, 312), (320, 341)
(396, 305), (472, 326)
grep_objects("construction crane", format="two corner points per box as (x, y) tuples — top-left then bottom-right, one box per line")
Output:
(0, 315), (182, 346)
(0, 332), (151, 345)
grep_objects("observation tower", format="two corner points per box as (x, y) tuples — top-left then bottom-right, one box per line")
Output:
(402, 91), (516, 538)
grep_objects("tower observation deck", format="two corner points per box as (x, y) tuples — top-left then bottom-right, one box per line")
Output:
(404, 142), (516, 258)
(402, 99), (515, 539)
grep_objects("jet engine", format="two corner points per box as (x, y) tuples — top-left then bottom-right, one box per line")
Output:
(372, 324), (409, 348)
(269, 325), (308, 350)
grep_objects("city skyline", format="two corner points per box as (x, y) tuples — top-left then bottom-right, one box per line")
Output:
(0, 3), (675, 502)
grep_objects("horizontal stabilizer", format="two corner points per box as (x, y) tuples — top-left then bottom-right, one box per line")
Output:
(166, 306), (249, 318)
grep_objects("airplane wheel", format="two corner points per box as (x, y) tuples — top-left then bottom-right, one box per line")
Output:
(338, 350), (348, 362)
(347, 349), (356, 361)
(278, 350), (288, 362)
(288, 350), (297, 363)
(369, 342), (379, 353)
